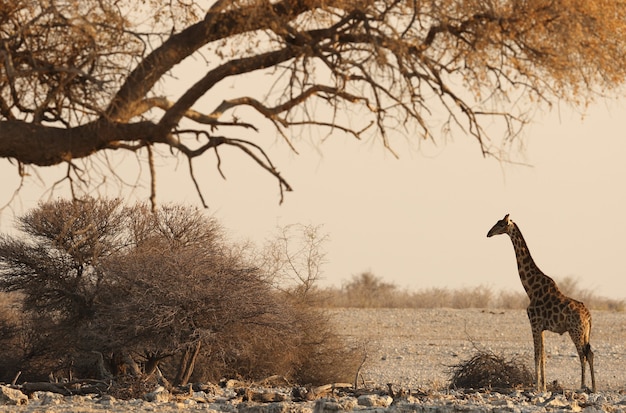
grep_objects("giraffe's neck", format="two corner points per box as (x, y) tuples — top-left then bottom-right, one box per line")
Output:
(507, 223), (546, 297)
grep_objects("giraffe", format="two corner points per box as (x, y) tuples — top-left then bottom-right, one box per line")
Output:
(487, 214), (596, 392)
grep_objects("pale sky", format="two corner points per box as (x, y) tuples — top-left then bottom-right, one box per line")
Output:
(169, 99), (626, 299)
(2, 78), (625, 300)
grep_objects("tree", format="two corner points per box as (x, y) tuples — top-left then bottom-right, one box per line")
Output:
(0, 198), (130, 380)
(0, 199), (360, 385)
(2, 0), (625, 206)
(261, 223), (328, 300)
(0, 198), (127, 321)
(97, 204), (296, 385)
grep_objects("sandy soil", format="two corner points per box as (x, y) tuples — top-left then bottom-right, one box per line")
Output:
(329, 308), (626, 391)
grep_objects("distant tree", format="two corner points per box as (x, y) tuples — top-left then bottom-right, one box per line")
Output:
(260, 223), (328, 301)
(2, 0), (626, 205)
(342, 271), (398, 307)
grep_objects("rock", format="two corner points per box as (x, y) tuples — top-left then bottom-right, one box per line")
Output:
(388, 398), (424, 413)
(31, 391), (64, 405)
(0, 385), (27, 405)
(582, 407), (605, 413)
(314, 397), (358, 413)
(144, 386), (170, 402)
(358, 394), (393, 407)
(239, 401), (304, 413)
(244, 388), (290, 402)
(97, 394), (117, 405)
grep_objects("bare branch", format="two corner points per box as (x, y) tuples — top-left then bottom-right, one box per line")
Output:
(132, 97), (258, 130)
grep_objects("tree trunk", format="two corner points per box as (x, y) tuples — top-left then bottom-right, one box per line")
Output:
(91, 352), (114, 380)
(122, 352), (143, 376)
(174, 341), (201, 386)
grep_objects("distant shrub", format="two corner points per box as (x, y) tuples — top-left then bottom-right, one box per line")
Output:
(449, 286), (493, 309)
(409, 288), (452, 308)
(338, 272), (399, 308)
(493, 290), (529, 309)
(322, 272), (623, 311)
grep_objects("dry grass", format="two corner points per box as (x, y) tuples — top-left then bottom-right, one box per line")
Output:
(320, 273), (624, 311)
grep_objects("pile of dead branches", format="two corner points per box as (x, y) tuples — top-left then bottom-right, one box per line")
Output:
(448, 350), (533, 390)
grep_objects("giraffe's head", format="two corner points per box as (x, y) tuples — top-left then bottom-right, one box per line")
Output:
(487, 214), (513, 237)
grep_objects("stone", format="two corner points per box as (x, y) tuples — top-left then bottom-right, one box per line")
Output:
(0, 385), (28, 405)
(238, 401), (300, 413)
(98, 394), (117, 405)
(314, 397), (358, 413)
(144, 386), (170, 403)
(358, 394), (393, 407)
(31, 391), (64, 405)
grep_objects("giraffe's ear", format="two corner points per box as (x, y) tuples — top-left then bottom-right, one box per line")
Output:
(504, 213), (510, 222)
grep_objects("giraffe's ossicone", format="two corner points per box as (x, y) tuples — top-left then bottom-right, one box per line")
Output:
(487, 214), (596, 393)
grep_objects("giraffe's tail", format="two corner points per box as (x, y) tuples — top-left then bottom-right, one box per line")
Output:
(583, 343), (593, 358)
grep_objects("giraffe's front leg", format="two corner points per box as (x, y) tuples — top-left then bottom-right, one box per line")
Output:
(532, 329), (546, 392)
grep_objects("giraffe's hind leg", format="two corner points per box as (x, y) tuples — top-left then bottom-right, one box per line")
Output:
(586, 343), (596, 392)
(573, 339), (596, 392)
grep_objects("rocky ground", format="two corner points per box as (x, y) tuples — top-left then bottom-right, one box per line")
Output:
(330, 308), (626, 391)
(2, 308), (626, 412)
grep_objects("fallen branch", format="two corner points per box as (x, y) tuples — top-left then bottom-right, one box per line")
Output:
(19, 379), (110, 396)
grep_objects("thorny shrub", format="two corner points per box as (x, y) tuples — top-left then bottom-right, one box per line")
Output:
(448, 350), (534, 390)
(0, 199), (361, 388)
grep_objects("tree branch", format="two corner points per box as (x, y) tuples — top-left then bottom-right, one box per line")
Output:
(106, 0), (321, 122)
(0, 120), (158, 166)
(157, 47), (301, 134)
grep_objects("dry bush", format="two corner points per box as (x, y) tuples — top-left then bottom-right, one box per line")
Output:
(556, 277), (625, 311)
(0, 292), (71, 383)
(0, 200), (362, 387)
(0, 292), (21, 344)
(410, 288), (453, 308)
(0, 292), (25, 382)
(182, 308), (301, 383)
(450, 286), (493, 309)
(325, 274), (500, 309)
(107, 375), (160, 400)
(322, 273), (622, 311)
(587, 297), (625, 312)
(181, 304), (361, 386)
(334, 272), (405, 308)
(493, 290), (529, 310)
(170, 302), (361, 386)
(289, 304), (363, 385)
(448, 350), (533, 390)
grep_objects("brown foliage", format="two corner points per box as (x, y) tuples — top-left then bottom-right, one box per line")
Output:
(2, 0), (626, 205)
(0, 198), (361, 387)
(288, 304), (363, 385)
